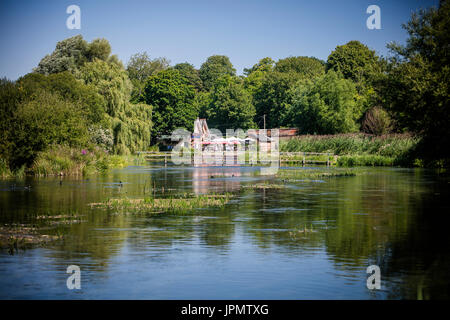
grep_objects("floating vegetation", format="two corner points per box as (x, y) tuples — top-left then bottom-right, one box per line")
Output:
(0, 226), (62, 254)
(0, 212), (85, 253)
(242, 183), (285, 190)
(89, 193), (234, 215)
(288, 224), (319, 240)
(277, 168), (361, 182)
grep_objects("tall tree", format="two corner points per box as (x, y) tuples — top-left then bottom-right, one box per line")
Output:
(144, 69), (197, 141)
(174, 63), (203, 92)
(34, 35), (116, 75)
(205, 76), (255, 132)
(199, 55), (236, 91)
(253, 71), (299, 128)
(127, 52), (170, 102)
(380, 1), (450, 160)
(288, 71), (362, 134)
(326, 41), (381, 90)
(274, 56), (325, 79)
(78, 59), (152, 154)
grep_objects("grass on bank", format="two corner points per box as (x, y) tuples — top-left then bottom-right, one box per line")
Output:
(1, 144), (148, 178)
(280, 133), (420, 167)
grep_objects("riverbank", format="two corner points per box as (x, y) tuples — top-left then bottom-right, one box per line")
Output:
(280, 133), (421, 167)
(0, 145), (145, 178)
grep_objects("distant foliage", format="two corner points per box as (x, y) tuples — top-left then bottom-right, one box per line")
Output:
(205, 76), (256, 132)
(144, 69), (197, 140)
(326, 40), (382, 86)
(174, 63), (203, 92)
(253, 71), (299, 128)
(274, 56), (325, 78)
(199, 55), (236, 91)
(11, 90), (89, 167)
(288, 71), (362, 134)
(127, 52), (170, 102)
(34, 35), (116, 75)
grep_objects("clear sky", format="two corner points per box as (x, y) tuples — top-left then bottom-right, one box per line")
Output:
(0, 0), (439, 80)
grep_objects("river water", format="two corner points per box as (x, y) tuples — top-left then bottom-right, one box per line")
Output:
(0, 165), (449, 299)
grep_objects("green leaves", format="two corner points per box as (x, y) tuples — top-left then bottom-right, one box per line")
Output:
(34, 35), (115, 75)
(205, 76), (256, 132)
(144, 69), (197, 140)
(199, 55), (236, 91)
(289, 71), (361, 134)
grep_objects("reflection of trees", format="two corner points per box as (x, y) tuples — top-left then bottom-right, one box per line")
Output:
(239, 170), (450, 298)
(3, 167), (449, 298)
(378, 177), (450, 299)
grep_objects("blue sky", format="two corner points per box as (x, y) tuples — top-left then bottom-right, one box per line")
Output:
(0, 0), (439, 80)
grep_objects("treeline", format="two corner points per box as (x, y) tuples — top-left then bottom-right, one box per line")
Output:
(0, 2), (448, 174)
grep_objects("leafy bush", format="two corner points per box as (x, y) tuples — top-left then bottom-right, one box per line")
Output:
(361, 106), (393, 135)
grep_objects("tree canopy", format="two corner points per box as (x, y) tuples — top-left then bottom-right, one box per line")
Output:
(144, 69), (197, 140)
(34, 35), (119, 75)
(288, 71), (362, 134)
(326, 41), (381, 87)
(199, 55), (236, 91)
(380, 1), (450, 159)
(204, 76), (255, 132)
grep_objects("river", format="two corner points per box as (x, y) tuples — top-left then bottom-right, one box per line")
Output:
(0, 165), (449, 299)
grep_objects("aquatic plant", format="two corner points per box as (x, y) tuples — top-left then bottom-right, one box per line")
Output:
(277, 168), (360, 181)
(89, 193), (233, 215)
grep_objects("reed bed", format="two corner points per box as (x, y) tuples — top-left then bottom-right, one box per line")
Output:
(89, 193), (233, 215)
(280, 133), (419, 166)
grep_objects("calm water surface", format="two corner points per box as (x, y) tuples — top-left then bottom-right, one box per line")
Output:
(1, 165), (449, 299)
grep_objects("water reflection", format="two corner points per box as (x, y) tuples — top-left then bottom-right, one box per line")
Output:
(0, 166), (449, 299)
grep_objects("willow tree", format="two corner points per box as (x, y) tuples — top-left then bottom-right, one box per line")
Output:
(78, 59), (152, 154)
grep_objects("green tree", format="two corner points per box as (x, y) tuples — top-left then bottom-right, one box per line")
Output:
(288, 71), (361, 134)
(34, 35), (116, 75)
(10, 90), (89, 167)
(380, 1), (450, 159)
(243, 57), (275, 76)
(78, 59), (132, 117)
(78, 59), (152, 154)
(243, 57), (275, 97)
(199, 55), (236, 91)
(205, 76), (256, 132)
(326, 41), (382, 89)
(251, 56), (326, 128)
(144, 69), (197, 140)
(253, 71), (299, 128)
(274, 56), (325, 78)
(0, 79), (24, 165)
(17, 72), (106, 123)
(174, 63), (203, 92)
(127, 52), (170, 102)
